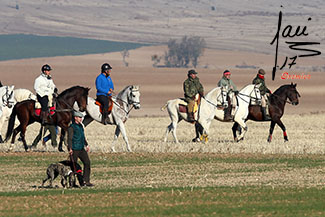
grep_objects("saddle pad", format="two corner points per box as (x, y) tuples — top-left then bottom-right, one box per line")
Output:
(35, 106), (56, 116)
(95, 100), (113, 114)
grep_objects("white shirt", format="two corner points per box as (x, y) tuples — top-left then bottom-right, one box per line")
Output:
(34, 73), (56, 97)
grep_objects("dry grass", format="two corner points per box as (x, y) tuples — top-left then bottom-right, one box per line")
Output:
(1, 113), (324, 155)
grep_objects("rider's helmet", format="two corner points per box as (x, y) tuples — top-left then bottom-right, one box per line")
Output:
(101, 63), (112, 73)
(41, 64), (52, 72)
(188, 69), (198, 75)
(258, 69), (265, 75)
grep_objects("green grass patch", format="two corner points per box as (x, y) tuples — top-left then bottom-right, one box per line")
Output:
(0, 34), (149, 61)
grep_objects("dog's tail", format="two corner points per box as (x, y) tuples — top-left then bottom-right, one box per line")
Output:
(5, 104), (17, 142)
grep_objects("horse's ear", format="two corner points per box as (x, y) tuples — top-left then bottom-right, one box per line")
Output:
(87, 87), (91, 92)
(0, 81), (2, 87)
(293, 83), (297, 87)
(290, 82), (294, 86)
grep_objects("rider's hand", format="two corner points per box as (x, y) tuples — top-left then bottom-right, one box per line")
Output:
(69, 149), (73, 155)
(234, 90), (239, 95)
(108, 89), (113, 95)
(86, 146), (90, 152)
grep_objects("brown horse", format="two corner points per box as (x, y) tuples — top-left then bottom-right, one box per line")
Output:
(5, 86), (90, 151)
(231, 83), (300, 142)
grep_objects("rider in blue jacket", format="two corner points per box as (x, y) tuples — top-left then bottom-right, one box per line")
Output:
(95, 63), (114, 125)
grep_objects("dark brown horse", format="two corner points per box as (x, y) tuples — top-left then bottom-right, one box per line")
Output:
(231, 83), (300, 142)
(5, 86), (90, 151)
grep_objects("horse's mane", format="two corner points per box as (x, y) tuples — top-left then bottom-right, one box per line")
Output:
(273, 84), (291, 95)
(58, 85), (88, 98)
(116, 85), (132, 99)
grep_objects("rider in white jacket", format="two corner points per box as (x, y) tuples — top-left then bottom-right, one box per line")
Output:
(34, 64), (56, 124)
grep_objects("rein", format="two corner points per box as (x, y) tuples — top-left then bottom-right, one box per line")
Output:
(111, 88), (140, 115)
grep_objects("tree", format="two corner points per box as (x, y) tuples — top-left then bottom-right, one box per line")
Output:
(121, 49), (129, 67)
(164, 36), (206, 68)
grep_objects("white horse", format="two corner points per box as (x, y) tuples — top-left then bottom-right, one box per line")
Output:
(161, 86), (228, 143)
(0, 85), (16, 143)
(195, 83), (262, 142)
(13, 88), (37, 102)
(82, 85), (141, 152)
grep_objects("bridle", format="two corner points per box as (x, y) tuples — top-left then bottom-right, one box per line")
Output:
(113, 87), (140, 115)
(236, 85), (261, 104)
(1, 86), (15, 108)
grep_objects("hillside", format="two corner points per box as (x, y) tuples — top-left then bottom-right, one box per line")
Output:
(1, 0), (324, 54)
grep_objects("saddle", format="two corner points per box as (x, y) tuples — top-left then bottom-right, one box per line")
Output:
(34, 95), (56, 116)
(178, 95), (200, 121)
(95, 98), (113, 114)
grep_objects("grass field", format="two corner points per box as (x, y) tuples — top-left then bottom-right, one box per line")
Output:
(0, 153), (324, 216)
(0, 113), (324, 216)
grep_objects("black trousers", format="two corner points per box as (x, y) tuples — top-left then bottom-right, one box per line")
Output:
(96, 95), (109, 112)
(37, 94), (49, 112)
(72, 149), (91, 183)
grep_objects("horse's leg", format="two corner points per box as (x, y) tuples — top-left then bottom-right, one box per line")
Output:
(164, 123), (173, 142)
(192, 123), (203, 142)
(199, 120), (212, 143)
(234, 118), (247, 142)
(0, 114), (5, 143)
(58, 130), (66, 152)
(267, 121), (276, 142)
(111, 126), (120, 153)
(274, 118), (288, 142)
(12, 124), (28, 151)
(232, 122), (239, 141)
(117, 122), (131, 152)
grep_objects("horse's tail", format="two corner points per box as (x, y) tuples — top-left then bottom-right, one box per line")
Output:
(5, 105), (17, 142)
(161, 103), (168, 111)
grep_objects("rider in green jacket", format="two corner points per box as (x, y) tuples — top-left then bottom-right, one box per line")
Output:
(183, 69), (204, 122)
(252, 69), (272, 120)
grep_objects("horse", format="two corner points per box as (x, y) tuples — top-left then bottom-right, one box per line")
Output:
(0, 85), (16, 143)
(193, 83), (262, 142)
(231, 83), (300, 142)
(161, 86), (228, 143)
(79, 85), (140, 152)
(5, 86), (90, 152)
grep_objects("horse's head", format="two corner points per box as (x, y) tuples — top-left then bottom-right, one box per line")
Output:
(59, 86), (90, 112)
(251, 83), (262, 105)
(128, 85), (141, 109)
(287, 83), (300, 105)
(1, 85), (16, 109)
(76, 87), (90, 112)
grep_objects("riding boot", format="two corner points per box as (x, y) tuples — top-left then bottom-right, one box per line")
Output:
(101, 111), (110, 125)
(261, 107), (271, 121)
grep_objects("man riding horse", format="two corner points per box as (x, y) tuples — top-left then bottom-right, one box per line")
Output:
(252, 69), (272, 120)
(34, 64), (56, 124)
(183, 69), (204, 122)
(95, 63), (114, 125)
(217, 70), (238, 121)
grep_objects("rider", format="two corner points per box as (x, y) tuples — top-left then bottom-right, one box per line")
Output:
(95, 63), (114, 125)
(217, 70), (238, 121)
(252, 69), (272, 120)
(183, 69), (204, 122)
(34, 64), (56, 124)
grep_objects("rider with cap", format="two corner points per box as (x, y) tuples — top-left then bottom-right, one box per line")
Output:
(34, 64), (56, 124)
(95, 63), (114, 125)
(252, 69), (272, 120)
(217, 70), (238, 121)
(183, 69), (204, 122)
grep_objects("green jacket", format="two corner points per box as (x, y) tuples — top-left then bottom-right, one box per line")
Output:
(217, 76), (237, 92)
(68, 122), (88, 151)
(183, 76), (204, 101)
(252, 75), (270, 95)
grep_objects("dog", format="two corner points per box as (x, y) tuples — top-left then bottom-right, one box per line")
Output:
(42, 163), (76, 188)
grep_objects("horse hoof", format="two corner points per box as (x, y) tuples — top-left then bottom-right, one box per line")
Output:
(58, 148), (64, 152)
(192, 138), (200, 142)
